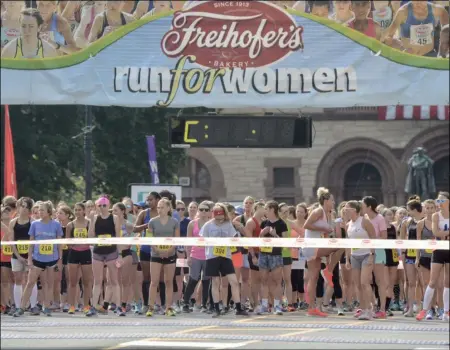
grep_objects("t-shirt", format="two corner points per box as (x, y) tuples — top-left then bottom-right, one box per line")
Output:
(29, 219), (64, 263)
(200, 220), (237, 260)
(369, 214), (387, 239)
(148, 217), (179, 258)
(260, 219), (288, 256)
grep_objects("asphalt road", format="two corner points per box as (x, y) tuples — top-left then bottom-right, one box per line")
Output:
(1, 309), (449, 350)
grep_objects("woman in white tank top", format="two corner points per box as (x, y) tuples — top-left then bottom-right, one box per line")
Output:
(303, 187), (341, 317)
(344, 200), (376, 320)
(417, 191), (450, 322)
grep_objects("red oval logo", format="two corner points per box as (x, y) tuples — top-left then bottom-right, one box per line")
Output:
(6, 29), (19, 37)
(428, 240), (437, 246)
(263, 238), (272, 243)
(395, 240), (404, 246)
(328, 239), (338, 245)
(230, 237), (239, 242)
(197, 237), (205, 242)
(161, 1), (304, 69)
(362, 239), (371, 245)
(164, 237), (173, 242)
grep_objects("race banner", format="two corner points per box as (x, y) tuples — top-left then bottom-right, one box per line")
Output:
(0, 0), (448, 107)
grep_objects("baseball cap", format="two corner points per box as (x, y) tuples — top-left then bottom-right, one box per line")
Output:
(235, 206), (244, 216)
(134, 201), (147, 208)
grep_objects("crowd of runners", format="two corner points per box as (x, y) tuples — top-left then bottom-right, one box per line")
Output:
(1, 1), (449, 58)
(0, 189), (448, 322)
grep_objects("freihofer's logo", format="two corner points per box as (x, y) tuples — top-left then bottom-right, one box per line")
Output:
(113, 1), (357, 107)
(161, 1), (304, 68)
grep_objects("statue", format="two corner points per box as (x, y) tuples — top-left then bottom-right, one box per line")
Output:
(405, 147), (436, 199)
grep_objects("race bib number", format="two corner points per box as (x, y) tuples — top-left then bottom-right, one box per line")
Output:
(425, 249), (433, 254)
(230, 247), (238, 253)
(407, 248), (417, 257)
(392, 249), (399, 263)
(260, 247), (273, 253)
(213, 246), (227, 257)
(410, 23), (433, 46)
(17, 243), (29, 254)
(39, 244), (54, 255)
(74, 228), (88, 239)
(145, 229), (153, 238)
(2, 245), (12, 256)
(98, 234), (112, 246)
(158, 245), (170, 251)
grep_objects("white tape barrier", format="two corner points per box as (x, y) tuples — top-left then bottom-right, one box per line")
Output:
(0, 237), (448, 249)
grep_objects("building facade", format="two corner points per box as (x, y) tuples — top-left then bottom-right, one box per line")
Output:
(179, 108), (449, 206)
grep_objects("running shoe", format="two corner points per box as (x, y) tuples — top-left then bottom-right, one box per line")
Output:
(43, 308), (52, 317)
(443, 312), (449, 322)
(142, 305), (149, 315)
(273, 305), (283, 315)
(126, 304), (132, 313)
(85, 307), (97, 317)
(200, 306), (208, 313)
(166, 308), (176, 317)
(354, 309), (362, 318)
(307, 308), (328, 317)
(173, 303), (181, 314)
(299, 302), (309, 311)
(387, 310), (394, 317)
(425, 309), (434, 320)
(13, 308), (24, 317)
(416, 309), (427, 321)
(146, 308), (154, 317)
(30, 306), (40, 316)
(135, 301), (142, 315)
(337, 308), (345, 316)
(235, 309), (249, 317)
(62, 303), (70, 313)
(321, 267), (334, 287)
(118, 307), (127, 316)
(212, 310), (221, 318)
(287, 305), (296, 312)
(438, 309), (444, 320)
(108, 303), (117, 312)
(413, 303), (418, 313)
(404, 308), (414, 317)
(8, 306), (16, 316)
(374, 311), (386, 319)
(83, 306), (90, 314)
(256, 305), (269, 315)
(222, 306), (231, 314)
(358, 310), (371, 320)
(391, 302), (400, 311)
(67, 306), (76, 315)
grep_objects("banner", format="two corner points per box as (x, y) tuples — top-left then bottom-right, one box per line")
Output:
(0, 1), (448, 108)
(146, 135), (160, 184)
(3, 105), (17, 198)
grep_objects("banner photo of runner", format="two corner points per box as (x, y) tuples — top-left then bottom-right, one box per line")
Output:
(0, 0), (448, 107)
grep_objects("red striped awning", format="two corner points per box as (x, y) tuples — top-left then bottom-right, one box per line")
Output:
(378, 106), (449, 120)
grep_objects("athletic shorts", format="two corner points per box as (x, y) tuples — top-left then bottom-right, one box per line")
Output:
(385, 249), (399, 267)
(432, 250), (450, 265)
(205, 257), (235, 277)
(151, 255), (176, 265)
(291, 260), (304, 293)
(248, 253), (259, 271)
(140, 250), (151, 262)
(259, 254), (283, 271)
(62, 249), (69, 265)
(68, 249), (92, 265)
(302, 248), (316, 262)
(189, 257), (210, 281)
(175, 266), (189, 276)
(11, 258), (29, 272)
(374, 249), (386, 265)
(351, 254), (372, 270)
(0, 261), (12, 268)
(33, 259), (58, 271)
(93, 251), (119, 263)
(419, 256), (431, 270)
(121, 249), (132, 259)
(283, 257), (292, 266)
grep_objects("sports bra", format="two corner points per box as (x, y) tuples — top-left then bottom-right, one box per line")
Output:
(98, 11), (127, 39)
(14, 38), (45, 59)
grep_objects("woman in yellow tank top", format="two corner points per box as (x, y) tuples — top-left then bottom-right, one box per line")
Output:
(1, 8), (57, 59)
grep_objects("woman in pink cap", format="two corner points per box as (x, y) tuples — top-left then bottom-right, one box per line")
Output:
(86, 195), (122, 317)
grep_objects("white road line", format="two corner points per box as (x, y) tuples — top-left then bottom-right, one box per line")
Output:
(112, 340), (251, 349)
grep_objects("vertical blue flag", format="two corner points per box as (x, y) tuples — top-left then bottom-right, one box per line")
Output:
(146, 135), (160, 184)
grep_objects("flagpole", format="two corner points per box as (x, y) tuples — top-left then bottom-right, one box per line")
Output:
(84, 105), (93, 200)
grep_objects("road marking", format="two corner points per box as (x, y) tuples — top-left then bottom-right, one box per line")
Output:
(281, 328), (328, 337)
(110, 340), (251, 349)
(232, 316), (267, 323)
(174, 325), (218, 334)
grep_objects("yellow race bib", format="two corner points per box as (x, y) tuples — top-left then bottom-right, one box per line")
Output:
(352, 248), (359, 252)
(230, 247), (238, 253)
(392, 249), (399, 263)
(260, 247), (273, 253)
(74, 228), (88, 239)
(98, 234), (112, 246)
(63, 245), (68, 250)
(17, 242), (29, 254)
(39, 244), (54, 255)
(158, 245), (171, 251)
(145, 229), (153, 238)
(425, 249), (433, 254)
(213, 246), (227, 257)
(407, 249), (417, 257)
(2, 245), (13, 256)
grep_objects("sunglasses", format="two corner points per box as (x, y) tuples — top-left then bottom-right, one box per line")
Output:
(176, 208), (185, 211)
(98, 204), (108, 208)
(198, 208), (210, 212)
(213, 210), (225, 216)
(436, 199), (448, 204)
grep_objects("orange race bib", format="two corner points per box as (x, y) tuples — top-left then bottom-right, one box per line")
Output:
(2, 245), (13, 256)
(98, 234), (112, 246)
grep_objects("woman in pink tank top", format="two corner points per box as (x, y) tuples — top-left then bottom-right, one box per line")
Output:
(348, 0), (381, 40)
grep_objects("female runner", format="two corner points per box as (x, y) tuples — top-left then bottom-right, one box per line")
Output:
(14, 201), (64, 317)
(1, 0), (23, 48)
(112, 202), (135, 316)
(417, 192), (450, 322)
(292, 203), (307, 309)
(188, 202), (198, 221)
(1, 8), (58, 58)
(86, 195), (122, 317)
(66, 202), (92, 315)
(330, 0), (354, 25)
(1, 210), (13, 314)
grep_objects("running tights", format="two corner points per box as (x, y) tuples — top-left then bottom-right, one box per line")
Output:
(183, 278), (210, 306)
(331, 263), (342, 299)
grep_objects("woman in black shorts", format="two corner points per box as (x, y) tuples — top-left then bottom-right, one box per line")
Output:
(382, 208), (399, 316)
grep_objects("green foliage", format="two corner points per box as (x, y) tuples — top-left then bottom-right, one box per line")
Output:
(1, 105), (188, 202)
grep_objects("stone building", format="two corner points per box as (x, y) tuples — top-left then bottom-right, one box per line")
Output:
(179, 107), (449, 206)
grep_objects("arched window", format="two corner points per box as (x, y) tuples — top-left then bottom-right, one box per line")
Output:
(434, 156), (449, 194)
(179, 157), (212, 203)
(344, 163), (383, 202)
